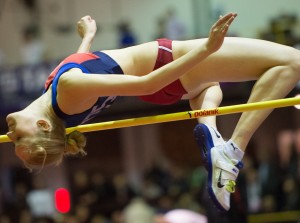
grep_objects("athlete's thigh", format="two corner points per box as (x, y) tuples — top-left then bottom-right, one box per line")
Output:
(173, 37), (294, 90)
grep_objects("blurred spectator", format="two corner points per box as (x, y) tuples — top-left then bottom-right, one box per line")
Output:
(111, 173), (135, 209)
(155, 195), (174, 214)
(260, 13), (300, 46)
(189, 166), (207, 191)
(277, 130), (294, 169)
(26, 176), (55, 218)
(123, 197), (155, 223)
(153, 17), (167, 39)
(164, 8), (187, 40)
(168, 166), (189, 196)
(141, 177), (163, 204)
(257, 149), (281, 203)
(14, 182), (30, 214)
(260, 195), (277, 213)
(70, 170), (92, 206)
(175, 193), (202, 212)
(144, 159), (172, 193)
(281, 175), (300, 210)
(118, 21), (137, 48)
(87, 172), (115, 213)
(245, 166), (261, 213)
(20, 25), (46, 66)
(155, 209), (208, 223)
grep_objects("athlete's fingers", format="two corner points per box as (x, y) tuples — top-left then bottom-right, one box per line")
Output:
(220, 15), (236, 29)
(213, 12), (237, 28)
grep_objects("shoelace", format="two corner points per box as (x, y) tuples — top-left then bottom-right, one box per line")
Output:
(223, 158), (242, 193)
(225, 180), (236, 193)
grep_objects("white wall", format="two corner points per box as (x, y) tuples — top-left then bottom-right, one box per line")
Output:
(118, 0), (195, 42)
(1, 0), (300, 66)
(0, 0), (196, 66)
(211, 0), (300, 37)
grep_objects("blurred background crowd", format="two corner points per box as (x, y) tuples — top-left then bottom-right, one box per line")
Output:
(1, 0), (300, 222)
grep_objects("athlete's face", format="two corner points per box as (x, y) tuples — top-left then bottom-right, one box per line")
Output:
(6, 112), (39, 159)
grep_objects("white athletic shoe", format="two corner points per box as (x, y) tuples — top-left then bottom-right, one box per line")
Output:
(207, 145), (242, 211)
(194, 124), (243, 211)
(193, 123), (225, 169)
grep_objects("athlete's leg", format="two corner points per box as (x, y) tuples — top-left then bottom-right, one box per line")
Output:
(231, 61), (300, 151)
(176, 37), (300, 151)
(220, 41), (300, 211)
(187, 83), (242, 212)
(175, 37), (300, 211)
(189, 83), (222, 128)
(189, 83), (225, 169)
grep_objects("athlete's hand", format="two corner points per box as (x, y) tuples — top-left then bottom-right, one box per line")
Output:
(205, 12), (237, 53)
(77, 15), (97, 40)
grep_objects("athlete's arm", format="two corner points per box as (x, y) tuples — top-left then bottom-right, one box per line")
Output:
(61, 13), (237, 97)
(76, 15), (97, 53)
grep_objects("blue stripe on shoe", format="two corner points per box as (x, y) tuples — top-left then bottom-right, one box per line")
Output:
(194, 124), (215, 169)
(195, 124), (228, 211)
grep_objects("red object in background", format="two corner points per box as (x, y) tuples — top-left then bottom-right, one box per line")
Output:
(55, 188), (71, 213)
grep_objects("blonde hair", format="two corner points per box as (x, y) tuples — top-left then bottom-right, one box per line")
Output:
(20, 115), (87, 171)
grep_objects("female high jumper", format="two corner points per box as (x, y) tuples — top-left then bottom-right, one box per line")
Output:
(6, 13), (300, 211)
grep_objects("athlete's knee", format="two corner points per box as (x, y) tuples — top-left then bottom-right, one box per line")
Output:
(202, 82), (221, 91)
(287, 48), (300, 79)
(271, 48), (300, 82)
(197, 82), (221, 95)
(205, 83), (223, 98)
(189, 83), (223, 110)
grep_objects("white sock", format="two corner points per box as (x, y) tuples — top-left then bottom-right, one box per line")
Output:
(224, 139), (244, 161)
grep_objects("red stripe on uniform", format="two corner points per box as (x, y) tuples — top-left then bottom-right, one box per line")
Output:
(44, 53), (100, 89)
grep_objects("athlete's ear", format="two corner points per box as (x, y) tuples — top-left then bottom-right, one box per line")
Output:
(37, 120), (52, 132)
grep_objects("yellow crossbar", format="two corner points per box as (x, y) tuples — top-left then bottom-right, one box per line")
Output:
(0, 97), (299, 143)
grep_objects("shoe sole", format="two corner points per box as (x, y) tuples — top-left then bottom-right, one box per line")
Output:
(194, 124), (215, 170)
(194, 124), (228, 211)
